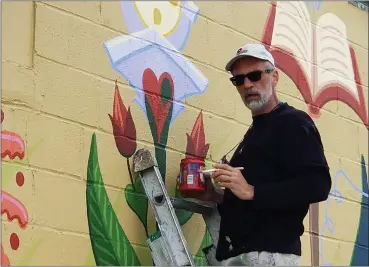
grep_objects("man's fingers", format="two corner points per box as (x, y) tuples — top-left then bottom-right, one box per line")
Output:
(218, 181), (233, 189)
(213, 163), (233, 171)
(212, 169), (232, 178)
(213, 174), (232, 184)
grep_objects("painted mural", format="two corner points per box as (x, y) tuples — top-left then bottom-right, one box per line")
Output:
(321, 157), (368, 266)
(262, 1), (368, 128)
(85, 1), (211, 265)
(262, 1), (368, 266)
(1, 1), (368, 266)
(1, 110), (29, 266)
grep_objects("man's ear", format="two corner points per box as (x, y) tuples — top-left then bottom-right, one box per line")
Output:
(272, 69), (279, 88)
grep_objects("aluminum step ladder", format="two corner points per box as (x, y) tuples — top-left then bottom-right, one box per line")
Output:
(132, 148), (222, 266)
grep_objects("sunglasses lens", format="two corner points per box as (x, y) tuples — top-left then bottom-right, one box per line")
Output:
(247, 71), (262, 82)
(231, 70), (264, 86)
(234, 76), (245, 86)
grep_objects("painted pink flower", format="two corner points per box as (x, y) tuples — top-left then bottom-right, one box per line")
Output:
(1, 110), (29, 266)
(1, 191), (28, 229)
(1, 110), (25, 160)
(108, 81), (137, 158)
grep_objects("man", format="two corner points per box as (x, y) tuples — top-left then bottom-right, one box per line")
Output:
(183, 43), (332, 266)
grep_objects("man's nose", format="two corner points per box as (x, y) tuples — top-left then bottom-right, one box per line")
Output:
(243, 77), (254, 89)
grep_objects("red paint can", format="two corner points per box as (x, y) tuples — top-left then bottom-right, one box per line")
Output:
(179, 158), (205, 193)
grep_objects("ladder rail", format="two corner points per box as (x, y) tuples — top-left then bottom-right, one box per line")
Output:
(133, 149), (196, 266)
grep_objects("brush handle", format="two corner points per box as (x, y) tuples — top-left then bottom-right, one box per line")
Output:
(199, 167), (244, 173)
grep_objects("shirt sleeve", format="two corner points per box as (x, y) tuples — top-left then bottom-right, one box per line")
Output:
(253, 113), (332, 210)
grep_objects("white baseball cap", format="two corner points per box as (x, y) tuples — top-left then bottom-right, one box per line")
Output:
(225, 43), (275, 72)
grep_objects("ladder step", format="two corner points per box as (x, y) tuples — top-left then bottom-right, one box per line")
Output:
(170, 197), (214, 216)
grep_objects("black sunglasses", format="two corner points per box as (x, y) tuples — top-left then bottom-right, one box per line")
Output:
(230, 69), (274, 86)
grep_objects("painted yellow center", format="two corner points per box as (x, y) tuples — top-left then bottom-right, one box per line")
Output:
(134, 1), (182, 36)
(153, 8), (162, 25)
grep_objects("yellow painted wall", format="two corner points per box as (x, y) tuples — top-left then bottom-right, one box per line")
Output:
(1, 1), (368, 266)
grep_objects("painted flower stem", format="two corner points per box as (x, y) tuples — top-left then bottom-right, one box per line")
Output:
(126, 158), (135, 191)
(154, 143), (167, 183)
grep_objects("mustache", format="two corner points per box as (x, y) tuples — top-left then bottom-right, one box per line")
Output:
(244, 88), (260, 97)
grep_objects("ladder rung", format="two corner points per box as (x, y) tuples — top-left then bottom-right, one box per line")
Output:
(170, 197), (214, 216)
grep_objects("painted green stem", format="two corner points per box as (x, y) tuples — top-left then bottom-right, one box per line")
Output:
(154, 143), (167, 183)
(126, 157), (135, 191)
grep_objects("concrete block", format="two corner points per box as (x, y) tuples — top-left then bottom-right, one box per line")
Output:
(41, 1), (101, 24)
(336, 87), (368, 125)
(2, 61), (36, 108)
(33, 170), (87, 233)
(2, 1), (34, 67)
(317, 235), (356, 266)
(196, 1), (270, 41)
(358, 124), (368, 161)
(313, 110), (359, 161)
(60, 232), (93, 265)
(338, 158), (368, 204)
(185, 62), (237, 120)
(34, 2), (119, 81)
(182, 14), (253, 72)
(26, 113), (84, 177)
(1, 223), (63, 265)
(299, 233), (312, 266)
(101, 1), (128, 33)
(33, 56), (135, 129)
(319, 196), (362, 244)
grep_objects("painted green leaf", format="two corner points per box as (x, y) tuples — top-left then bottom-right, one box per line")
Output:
(86, 133), (141, 266)
(125, 178), (149, 237)
(194, 230), (213, 266)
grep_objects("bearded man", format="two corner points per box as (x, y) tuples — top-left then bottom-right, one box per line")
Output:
(184, 44), (332, 266)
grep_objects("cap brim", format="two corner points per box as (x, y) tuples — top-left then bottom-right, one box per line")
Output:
(225, 53), (275, 72)
(225, 54), (250, 72)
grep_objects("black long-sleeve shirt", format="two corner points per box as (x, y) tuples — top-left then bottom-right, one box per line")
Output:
(215, 102), (332, 261)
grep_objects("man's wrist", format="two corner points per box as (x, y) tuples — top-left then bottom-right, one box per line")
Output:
(241, 185), (254, 200)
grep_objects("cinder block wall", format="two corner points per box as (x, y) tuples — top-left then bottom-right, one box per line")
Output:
(1, 1), (368, 266)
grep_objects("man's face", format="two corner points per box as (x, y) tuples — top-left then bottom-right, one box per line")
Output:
(231, 57), (278, 111)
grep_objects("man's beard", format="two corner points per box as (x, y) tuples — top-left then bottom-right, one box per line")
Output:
(243, 87), (272, 111)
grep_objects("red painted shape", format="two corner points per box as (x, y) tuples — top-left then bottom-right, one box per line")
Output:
(16, 172), (25, 187)
(261, 1), (368, 129)
(9, 234), (19, 251)
(1, 244), (11, 266)
(1, 191), (28, 229)
(185, 110), (210, 160)
(108, 80), (137, 158)
(1, 110), (4, 123)
(142, 68), (174, 141)
(1, 130), (26, 160)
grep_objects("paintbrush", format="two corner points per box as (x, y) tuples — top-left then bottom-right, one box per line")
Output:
(198, 167), (244, 174)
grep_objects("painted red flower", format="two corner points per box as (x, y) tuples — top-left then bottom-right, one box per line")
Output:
(109, 81), (137, 158)
(142, 68), (174, 145)
(185, 110), (210, 160)
(141, 68), (175, 182)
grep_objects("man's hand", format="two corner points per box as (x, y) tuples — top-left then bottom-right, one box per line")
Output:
(211, 163), (254, 200)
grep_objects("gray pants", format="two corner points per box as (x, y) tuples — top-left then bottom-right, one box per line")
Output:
(221, 251), (300, 266)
